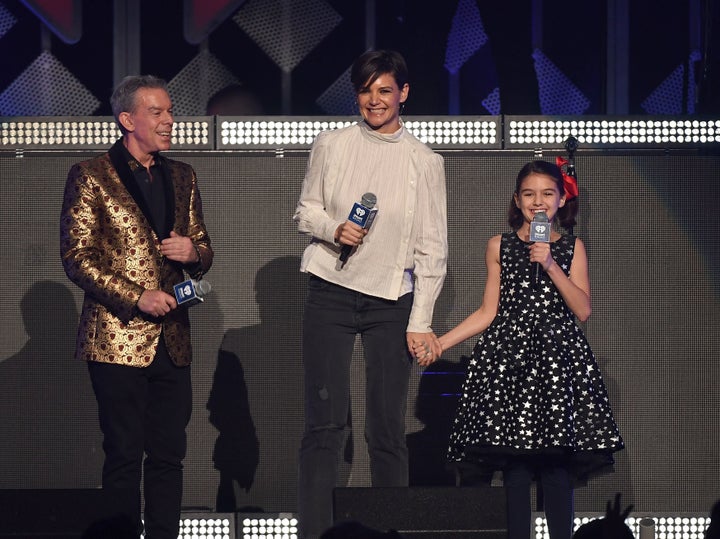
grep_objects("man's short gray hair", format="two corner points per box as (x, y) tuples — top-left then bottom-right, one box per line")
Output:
(110, 75), (169, 133)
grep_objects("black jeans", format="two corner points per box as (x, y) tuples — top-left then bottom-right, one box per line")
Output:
(88, 338), (192, 539)
(298, 276), (413, 539)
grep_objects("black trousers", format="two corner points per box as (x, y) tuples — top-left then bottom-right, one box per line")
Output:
(88, 338), (192, 539)
(298, 276), (413, 539)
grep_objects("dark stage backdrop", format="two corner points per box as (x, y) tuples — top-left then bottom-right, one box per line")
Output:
(0, 148), (718, 515)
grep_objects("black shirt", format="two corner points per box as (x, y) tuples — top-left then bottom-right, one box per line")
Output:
(120, 144), (169, 240)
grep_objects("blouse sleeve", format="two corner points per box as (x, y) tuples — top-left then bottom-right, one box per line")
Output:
(407, 151), (448, 333)
(293, 131), (345, 244)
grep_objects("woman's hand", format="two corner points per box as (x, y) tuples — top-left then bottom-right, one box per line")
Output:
(407, 332), (442, 366)
(334, 221), (367, 247)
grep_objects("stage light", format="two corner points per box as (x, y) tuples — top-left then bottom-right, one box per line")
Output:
(505, 116), (720, 149)
(173, 118), (212, 147)
(215, 116), (500, 149)
(136, 513), (298, 539)
(177, 516), (233, 539)
(0, 119), (117, 148)
(240, 515), (298, 539)
(218, 118), (354, 149)
(0, 117), (213, 149)
(2, 115), (718, 151)
(404, 118), (499, 148)
(139, 513), (236, 539)
(533, 513), (711, 539)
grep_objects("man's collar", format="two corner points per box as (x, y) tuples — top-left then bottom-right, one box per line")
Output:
(118, 136), (162, 171)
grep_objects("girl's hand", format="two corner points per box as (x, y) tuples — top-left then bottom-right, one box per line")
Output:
(528, 241), (555, 271)
(407, 332), (441, 366)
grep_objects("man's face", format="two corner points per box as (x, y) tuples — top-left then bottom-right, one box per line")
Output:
(123, 87), (174, 156)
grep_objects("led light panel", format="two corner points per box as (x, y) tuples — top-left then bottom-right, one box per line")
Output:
(2, 116), (719, 151)
(178, 515), (235, 539)
(240, 514), (298, 539)
(0, 116), (212, 149)
(139, 513), (236, 539)
(215, 116), (501, 150)
(534, 512), (712, 539)
(505, 116), (720, 149)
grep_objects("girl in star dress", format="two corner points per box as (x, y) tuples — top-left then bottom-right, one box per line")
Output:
(431, 160), (624, 539)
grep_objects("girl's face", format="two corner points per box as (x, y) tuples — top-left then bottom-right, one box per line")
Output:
(357, 72), (409, 134)
(514, 172), (566, 224)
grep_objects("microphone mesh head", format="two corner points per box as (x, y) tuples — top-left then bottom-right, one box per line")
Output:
(533, 211), (548, 222)
(361, 192), (377, 209)
(195, 280), (211, 296)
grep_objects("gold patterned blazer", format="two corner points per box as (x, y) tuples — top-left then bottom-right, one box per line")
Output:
(60, 139), (213, 367)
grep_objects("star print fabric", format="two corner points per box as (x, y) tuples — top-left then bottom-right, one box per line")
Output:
(447, 233), (623, 481)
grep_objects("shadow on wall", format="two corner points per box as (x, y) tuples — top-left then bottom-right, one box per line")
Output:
(407, 271), (467, 486)
(209, 256), (306, 512)
(0, 280), (103, 488)
(407, 357), (467, 487)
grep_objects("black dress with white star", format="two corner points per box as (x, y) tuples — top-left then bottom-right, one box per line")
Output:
(447, 232), (624, 483)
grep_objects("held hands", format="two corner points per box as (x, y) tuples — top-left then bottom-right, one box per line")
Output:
(160, 231), (200, 264)
(407, 332), (442, 366)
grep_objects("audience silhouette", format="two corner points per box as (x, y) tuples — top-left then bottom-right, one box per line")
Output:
(706, 498), (720, 539)
(572, 493), (633, 539)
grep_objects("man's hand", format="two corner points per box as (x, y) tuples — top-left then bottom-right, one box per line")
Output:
(160, 231), (199, 264)
(137, 289), (177, 317)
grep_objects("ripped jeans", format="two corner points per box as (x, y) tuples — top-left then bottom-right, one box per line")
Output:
(297, 275), (413, 539)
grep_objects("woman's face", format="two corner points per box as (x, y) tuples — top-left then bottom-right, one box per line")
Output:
(357, 72), (409, 134)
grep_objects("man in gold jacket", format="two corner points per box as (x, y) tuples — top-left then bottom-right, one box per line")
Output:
(60, 75), (213, 539)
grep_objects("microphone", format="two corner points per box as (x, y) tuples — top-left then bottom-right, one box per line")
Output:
(173, 278), (211, 307)
(564, 135), (579, 155)
(529, 211), (550, 289)
(339, 192), (378, 265)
